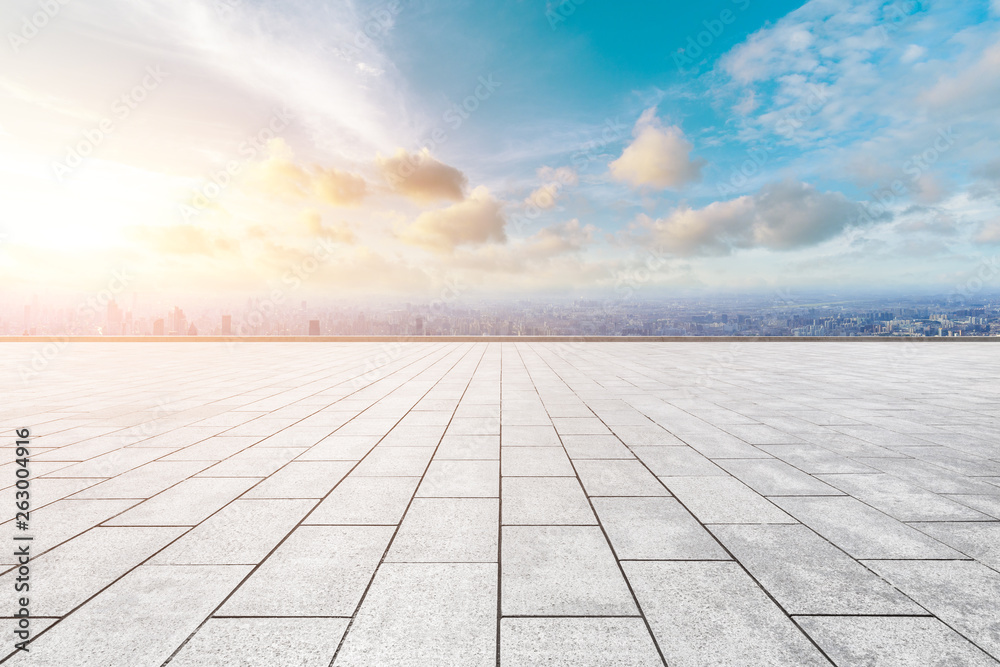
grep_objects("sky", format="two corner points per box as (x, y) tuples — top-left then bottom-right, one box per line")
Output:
(1, 0), (999, 301)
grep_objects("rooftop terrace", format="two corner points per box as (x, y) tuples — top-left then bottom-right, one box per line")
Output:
(3, 341), (999, 665)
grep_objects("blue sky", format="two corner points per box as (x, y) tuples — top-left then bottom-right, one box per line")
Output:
(1, 0), (999, 297)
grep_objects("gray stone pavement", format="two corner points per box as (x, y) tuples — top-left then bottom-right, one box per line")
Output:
(1, 341), (999, 666)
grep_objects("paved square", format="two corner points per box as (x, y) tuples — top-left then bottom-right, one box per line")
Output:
(3, 341), (999, 665)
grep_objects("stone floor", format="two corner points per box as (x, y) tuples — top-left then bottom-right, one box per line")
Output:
(2, 341), (1000, 666)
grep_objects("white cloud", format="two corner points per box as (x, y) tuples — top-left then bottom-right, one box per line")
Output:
(377, 149), (467, 203)
(634, 180), (884, 256)
(399, 186), (506, 252)
(900, 44), (927, 64)
(525, 166), (578, 209)
(920, 41), (1000, 114)
(609, 108), (704, 190)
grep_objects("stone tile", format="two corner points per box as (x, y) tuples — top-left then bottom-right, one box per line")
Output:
(757, 444), (877, 474)
(947, 494), (1000, 519)
(772, 496), (965, 559)
(436, 435), (499, 459)
(5, 498), (139, 554)
(675, 430), (771, 458)
(0, 477), (98, 511)
(387, 498), (498, 562)
(502, 476), (595, 525)
(160, 436), (258, 461)
(561, 435), (634, 459)
(593, 497), (728, 560)
(624, 561), (830, 666)
(198, 447), (306, 477)
(502, 525), (636, 615)
(502, 447), (575, 476)
(910, 521), (1000, 569)
(500, 618), (662, 667)
(150, 499), (314, 564)
(307, 476), (419, 524)
(552, 417), (611, 435)
(170, 618), (349, 667)
(798, 616), (998, 667)
(351, 446), (434, 476)
(4, 564), (251, 667)
(610, 424), (686, 446)
(574, 459), (668, 496)
(105, 477), (258, 526)
(446, 417), (500, 437)
(715, 459), (842, 496)
(49, 448), (177, 478)
(334, 563), (496, 666)
(857, 458), (1000, 495)
(863, 560), (1000, 658)
(418, 460), (499, 497)
(219, 526), (393, 616)
(710, 524), (922, 615)
(0, 526), (185, 615)
(68, 461), (210, 499)
(721, 423), (805, 445)
(663, 476), (795, 524)
(380, 425), (446, 446)
(817, 473), (993, 521)
(501, 425), (561, 446)
(298, 434), (380, 460)
(632, 446), (726, 476)
(242, 461), (354, 498)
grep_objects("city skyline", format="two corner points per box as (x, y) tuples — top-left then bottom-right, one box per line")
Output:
(2, 0), (1000, 298)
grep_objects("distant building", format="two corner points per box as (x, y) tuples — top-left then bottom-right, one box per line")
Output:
(308, 319), (320, 336)
(222, 315), (232, 336)
(187, 323), (198, 336)
(152, 318), (165, 336)
(107, 299), (122, 333)
(170, 307), (186, 336)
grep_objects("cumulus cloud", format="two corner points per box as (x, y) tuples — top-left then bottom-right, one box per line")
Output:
(525, 166), (578, 209)
(300, 209), (356, 243)
(920, 41), (1000, 113)
(399, 186), (506, 252)
(377, 148), (467, 203)
(634, 180), (885, 256)
(975, 219), (1000, 244)
(609, 108), (704, 190)
(523, 219), (595, 258)
(253, 139), (367, 206)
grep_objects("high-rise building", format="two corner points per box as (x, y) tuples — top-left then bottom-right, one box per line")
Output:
(170, 307), (186, 336)
(222, 315), (232, 336)
(152, 318), (165, 336)
(308, 319), (320, 336)
(107, 299), (122, 333)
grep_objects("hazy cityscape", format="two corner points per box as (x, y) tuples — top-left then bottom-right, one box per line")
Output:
(7, 292), (1000, 338)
